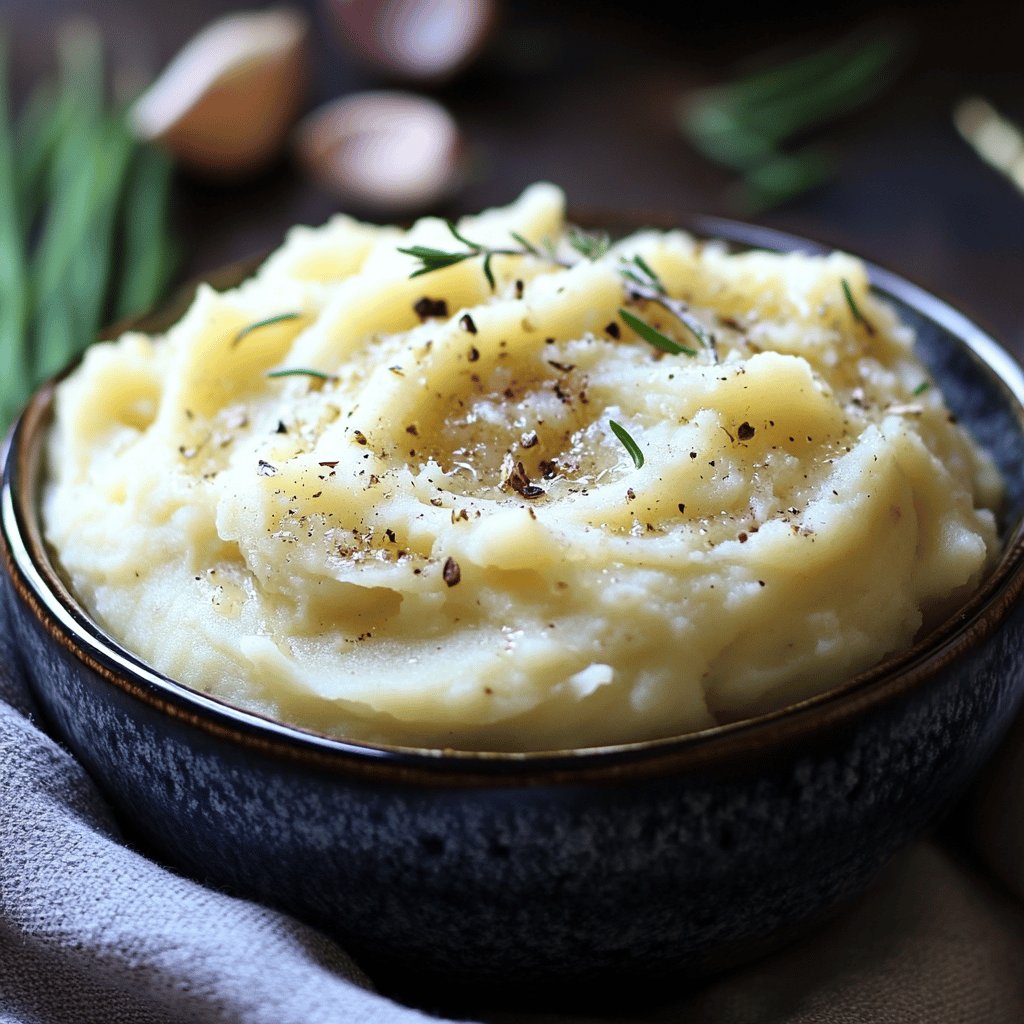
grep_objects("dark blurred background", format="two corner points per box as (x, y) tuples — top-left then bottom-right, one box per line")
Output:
(5, 0), (1024, 351)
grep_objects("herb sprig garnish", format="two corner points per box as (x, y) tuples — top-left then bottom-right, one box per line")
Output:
(619, 254), (716, 359)
(233, 312), (302, 347)
(398, 221), (558, 291)
(841, 278), (876, 336)
(609, 420), (644, 469)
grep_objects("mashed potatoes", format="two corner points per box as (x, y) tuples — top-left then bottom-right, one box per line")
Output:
(43, 184), (1001, 750)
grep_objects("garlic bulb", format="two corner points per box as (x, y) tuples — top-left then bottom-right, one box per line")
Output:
(296, 91), (464, 214)
(131, 7), (309, 177)
(322, 0), (498, 84)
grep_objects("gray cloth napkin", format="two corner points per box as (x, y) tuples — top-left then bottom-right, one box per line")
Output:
(3, 599), (1024, 1024)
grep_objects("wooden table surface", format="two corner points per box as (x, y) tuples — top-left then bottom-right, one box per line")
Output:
(5, 0), (1023, 358)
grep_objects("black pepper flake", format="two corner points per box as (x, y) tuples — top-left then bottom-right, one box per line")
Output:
(353, 430), (368, 445)
(505, 458), (545, 499)
(539, 459), (558, 480)
(758, 580), (766, 587)
(678, 503), (686, 514)
(547, 360), (575, 372)
(468, 346), (480, 362)
(626, 488), (636, 501)
(385, 529), (396, 543)
(257, 460), (278, 477)
(737, 422), (756, 441)
(414, 296), (448, 320)
(406, 424), (419, 436)
(443, 557), (462, 587)
(275, 420), (288, 434)
(318, 460), (339, 468)
(738, 532), (748, 543)
(459, 314), (478, 334)
(312, 490), (322, 498)
(605, 321), (621, 339)
(689, 451), (697, 459)
(514, 279), (524, 298)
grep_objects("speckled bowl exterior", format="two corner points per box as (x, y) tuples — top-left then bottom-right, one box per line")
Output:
(4, 221), (1024, 990)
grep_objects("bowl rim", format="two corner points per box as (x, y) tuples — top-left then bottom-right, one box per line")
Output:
(4, 214), (1024, 783)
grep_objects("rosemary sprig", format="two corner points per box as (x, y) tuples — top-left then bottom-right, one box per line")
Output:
(399, 221), (537, 291)
(233, 312), (302, 347)
(609, 420), (644, 469)
(399, 221), (616, 291)
(620, 254), (715, 358)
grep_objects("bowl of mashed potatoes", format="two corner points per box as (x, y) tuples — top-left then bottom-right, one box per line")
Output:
(3, 185), (1024, 987)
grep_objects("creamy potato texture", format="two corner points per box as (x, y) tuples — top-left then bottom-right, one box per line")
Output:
(44, 185), (1001, 750)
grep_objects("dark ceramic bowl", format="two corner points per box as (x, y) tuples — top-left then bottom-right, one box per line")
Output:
(4, 220), (1024, 997)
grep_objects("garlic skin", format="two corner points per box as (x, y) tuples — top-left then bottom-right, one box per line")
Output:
(131, 7), (310, 178)
(322, 0), (498, 84)
(296, 91), (463, 214)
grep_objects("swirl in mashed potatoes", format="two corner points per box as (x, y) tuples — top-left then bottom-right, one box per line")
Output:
(43, 184), (1001, 750)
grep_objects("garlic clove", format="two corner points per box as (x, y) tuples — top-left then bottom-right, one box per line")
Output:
(322, 0), (499, 84)
(131, 7), (310, 178)
(296, 91), (464, 214)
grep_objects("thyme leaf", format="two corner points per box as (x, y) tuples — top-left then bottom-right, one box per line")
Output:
(609, 419), (645, 469)
(619, 308), (696, 357)
(912, 380), (930, 396)
(232, 311), (301, 347)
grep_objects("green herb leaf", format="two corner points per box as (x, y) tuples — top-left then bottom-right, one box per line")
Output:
(0, 33), (30, 428)
(619, 308), (697, 357)
(233, 312), (302, 347)
(567, 227), (610, 261)
(446, 220), (480, 250)
(482, 252), (496, 291)
(631, 254), (663, 290)
(609, 419), (645, 469)
(509, 231), (540, 256)
(116, 144), (179, 319)
(913, 380), (930, 396)
(266, 368), (332, 381)
(841, 278), (876, 335)
(398, 244), (476, 276)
